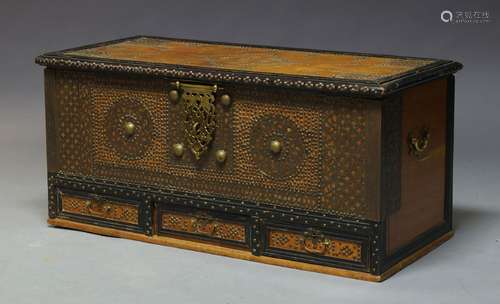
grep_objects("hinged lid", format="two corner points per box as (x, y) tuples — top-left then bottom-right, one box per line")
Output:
(35, 35), (462, 98)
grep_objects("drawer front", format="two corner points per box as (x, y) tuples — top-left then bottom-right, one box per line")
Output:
(157, 205), (250, 248)
(263, 224), (369, 270)
(46, 70), (380, 221)
(56, 189), (147, 233)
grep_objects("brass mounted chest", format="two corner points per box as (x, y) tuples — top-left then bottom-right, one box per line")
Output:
(36, 36), (462, 281)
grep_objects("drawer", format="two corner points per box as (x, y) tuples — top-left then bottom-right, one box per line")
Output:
(157, 205), (250, 249)
(263, 224), (369, 271)
(56, 189), (148, 234)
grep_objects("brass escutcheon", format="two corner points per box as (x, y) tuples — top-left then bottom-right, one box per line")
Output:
(171, 82), (219, 160)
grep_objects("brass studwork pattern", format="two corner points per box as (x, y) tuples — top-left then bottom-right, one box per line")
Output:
(247, 113), (307, 180)
(51, 71), (93, 175)
(104, 97), (154, 159)
(172, 143), (185, 157)
(52, 71), (374, 220)
(322, 101), (370, 217)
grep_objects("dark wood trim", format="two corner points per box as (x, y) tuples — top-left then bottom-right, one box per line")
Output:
(445, 75), (455, 229)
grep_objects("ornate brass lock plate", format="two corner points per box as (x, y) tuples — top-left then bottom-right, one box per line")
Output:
(170, 82), (218, 160)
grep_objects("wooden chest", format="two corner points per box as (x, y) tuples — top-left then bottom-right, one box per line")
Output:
(35, 36), (462, 281)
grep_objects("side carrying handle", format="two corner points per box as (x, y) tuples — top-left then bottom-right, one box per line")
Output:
(408, 127), (430, 160)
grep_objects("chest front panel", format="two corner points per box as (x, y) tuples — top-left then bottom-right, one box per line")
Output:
(46, 69), (382, 221)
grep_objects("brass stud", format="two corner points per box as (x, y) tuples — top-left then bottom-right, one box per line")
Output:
(215, 149), (227, 163)
(270, 140), (282, 154)
(123, 121), (136, 137)
(172, 143), (184, 157)
(220, 94), (231, 106)
(168, 89), (180, 102)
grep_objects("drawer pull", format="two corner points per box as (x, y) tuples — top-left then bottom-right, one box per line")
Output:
(301, 230), (331, 255)
(190, 213), (219, 236)
(84, 200), (112, 217)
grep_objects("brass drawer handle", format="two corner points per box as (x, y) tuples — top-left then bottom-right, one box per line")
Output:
(301, 230), (331, 255)
(408, 128), (430, 160)
(190, 213), (219, 236)
(84, 200), (112, 217)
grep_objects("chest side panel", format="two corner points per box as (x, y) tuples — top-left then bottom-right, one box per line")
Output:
(45, 69), (382, 221)
(387, 78), (448, 254)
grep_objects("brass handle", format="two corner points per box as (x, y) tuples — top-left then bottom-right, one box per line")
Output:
(408, 128), (430, 160)
(191, 214), (219, 236)
(84, 200), (112, 216)
(301, 231), (330, 255)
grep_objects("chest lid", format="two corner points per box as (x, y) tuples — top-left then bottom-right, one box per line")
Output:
(35, 35), (462, 97)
